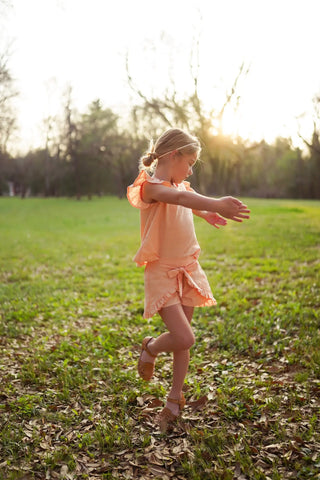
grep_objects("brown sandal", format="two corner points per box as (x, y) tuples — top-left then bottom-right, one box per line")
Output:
(157, 393), (186, 433)
(138, 337), (157, 381)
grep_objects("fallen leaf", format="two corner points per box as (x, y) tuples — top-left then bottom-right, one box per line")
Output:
(187, 395), (208, 411)
(149, 465), (173, 478)
(60, 465), (68, 478)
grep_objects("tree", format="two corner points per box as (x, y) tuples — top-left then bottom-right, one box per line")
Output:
(298, 94), (320, 198)
(0, 43), (18, 194)
(56, 86), (82, 199)
(77, 99), (120, 198)
(126, 50), (250, 195)
(0, 48), (17, 153)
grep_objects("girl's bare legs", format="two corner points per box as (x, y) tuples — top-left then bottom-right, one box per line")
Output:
(168, 305), (194, 414)
(141, 303), (195, 416)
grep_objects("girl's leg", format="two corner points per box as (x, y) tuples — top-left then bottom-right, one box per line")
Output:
(167, 305), (194, 415)
(141, 304), (194, 359)
(148, 304), (195, 415)
(182, 305), (194, 324)
(147, 303), (195, 354)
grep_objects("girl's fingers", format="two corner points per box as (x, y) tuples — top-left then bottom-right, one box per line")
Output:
(231, 212), (250, 222)
(236, 216), (249, 221)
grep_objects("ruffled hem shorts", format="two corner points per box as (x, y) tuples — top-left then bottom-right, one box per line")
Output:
(143, 255), (217, 318)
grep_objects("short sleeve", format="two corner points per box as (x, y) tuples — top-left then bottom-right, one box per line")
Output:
(127, 171), (150, 209)
(183, 181), (196, 193)
(127, 170), (166, 209)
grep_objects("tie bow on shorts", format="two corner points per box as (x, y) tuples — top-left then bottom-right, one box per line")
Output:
(143, 255), (216, 318)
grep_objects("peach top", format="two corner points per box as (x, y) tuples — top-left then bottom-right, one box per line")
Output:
(127, 170), (201, 266)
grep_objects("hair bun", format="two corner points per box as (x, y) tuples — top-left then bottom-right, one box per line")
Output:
(141, 151), (158, 167)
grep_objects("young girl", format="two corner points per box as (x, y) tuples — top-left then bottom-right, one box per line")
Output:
(127, 128), (250, 432)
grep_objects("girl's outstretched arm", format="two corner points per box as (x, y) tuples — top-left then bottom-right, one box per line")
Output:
(142, 182), (250, 222)
(193, 210), (227, 229)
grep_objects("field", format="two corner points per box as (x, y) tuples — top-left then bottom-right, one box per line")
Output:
(0, 196), (319, 480)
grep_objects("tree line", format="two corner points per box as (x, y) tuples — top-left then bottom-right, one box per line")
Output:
(0, 52), (319, 200)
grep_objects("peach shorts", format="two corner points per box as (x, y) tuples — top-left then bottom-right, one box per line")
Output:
(143, 255), (216, 318)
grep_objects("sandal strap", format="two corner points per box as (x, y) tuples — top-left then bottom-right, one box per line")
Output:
(167, 397), (181, 405)
(143, 337), (157, 358)
(167, 393), (186, 409)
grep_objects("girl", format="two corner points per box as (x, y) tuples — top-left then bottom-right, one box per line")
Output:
(127, 128), (250, 432)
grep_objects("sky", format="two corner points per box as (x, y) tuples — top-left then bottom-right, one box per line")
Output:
(2, 0), (320, 153)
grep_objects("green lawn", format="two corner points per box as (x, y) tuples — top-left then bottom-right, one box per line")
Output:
(0, 197), (319, 480)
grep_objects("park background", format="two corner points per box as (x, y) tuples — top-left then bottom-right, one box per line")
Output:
(0, 1), (319, 479)
(0, 0), (319, 199)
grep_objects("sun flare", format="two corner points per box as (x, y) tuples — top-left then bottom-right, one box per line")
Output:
(220, 100), (291, 145)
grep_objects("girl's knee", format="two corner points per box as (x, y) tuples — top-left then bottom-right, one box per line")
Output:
(176, 331), (195, 351)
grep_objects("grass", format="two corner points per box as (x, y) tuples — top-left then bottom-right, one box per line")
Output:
(0, 196), (319, 480)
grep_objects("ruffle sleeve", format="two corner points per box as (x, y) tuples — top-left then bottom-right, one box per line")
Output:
(127, 170), (167, 209)
(183, 180), (195, 193)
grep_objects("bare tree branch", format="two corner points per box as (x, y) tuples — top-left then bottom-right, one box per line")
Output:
(125, 53), (173, 127)
(217, 62), (250, 128)
(298, 124), (320, 155)
(0, 49), (18, 152)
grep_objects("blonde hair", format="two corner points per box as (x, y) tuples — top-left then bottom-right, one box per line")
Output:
(140, 128), (201, 171)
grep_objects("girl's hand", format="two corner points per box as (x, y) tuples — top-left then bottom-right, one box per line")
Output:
(205, 212), (227, 229)
(216, 196), (250, 222)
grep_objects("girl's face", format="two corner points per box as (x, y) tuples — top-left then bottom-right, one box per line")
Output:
(172, 152), (198, 184)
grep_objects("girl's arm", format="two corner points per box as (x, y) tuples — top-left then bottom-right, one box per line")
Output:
(193, 209), (228, 228)
(192, 209), (207, 219)
(142, 183), (250, 222)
